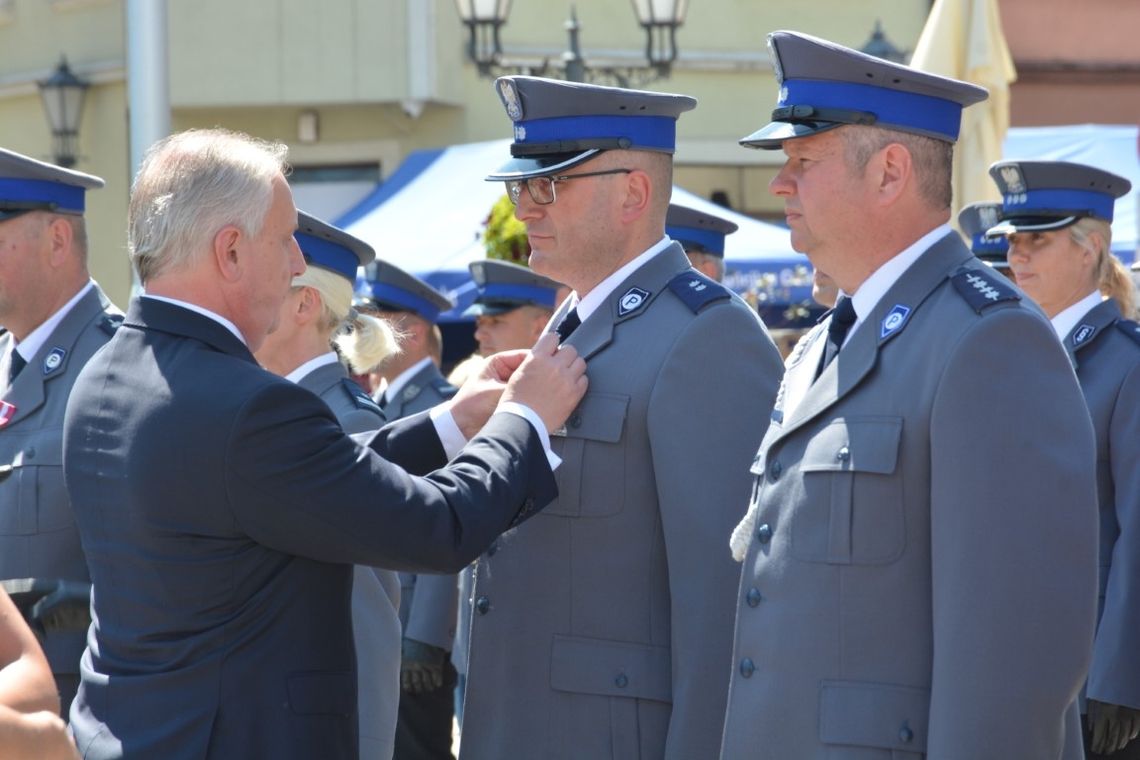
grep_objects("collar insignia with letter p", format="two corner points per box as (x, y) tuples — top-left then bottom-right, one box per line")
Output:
(43, 347), (66, 375)
(617, 287), (651, 317)
(880, 304), (912, 340)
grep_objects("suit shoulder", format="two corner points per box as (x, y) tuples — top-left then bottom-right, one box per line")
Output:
(666, 270), (733, 314)
(1115, 319), (1140, 350)
(948, 266), (1021, 315)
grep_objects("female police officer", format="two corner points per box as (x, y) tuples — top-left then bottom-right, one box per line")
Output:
(990, 160), (1140, 759)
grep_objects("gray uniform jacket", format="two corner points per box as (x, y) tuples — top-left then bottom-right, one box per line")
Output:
(0, 284), (119, 676)
(1064, 301), (1140, 712)
(460, 243), (785, 760)
(390, 363), (460, 651)
(297, 361), (399, 760)
(720, 233), (1099, 760)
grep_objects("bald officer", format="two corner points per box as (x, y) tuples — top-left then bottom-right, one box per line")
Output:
(958, 201), (1011, 279)
(722, 32), (1098, 759)
(666, 202), (738, 282)
(460, 76), (785, 760)
(0, 148), (121, 714)
(357, 262), (461, 760)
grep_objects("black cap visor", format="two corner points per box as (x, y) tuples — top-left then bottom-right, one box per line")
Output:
(485, 149), (602, 181)
(740, 119), (847, 150)
(987, 214), (1081, 236)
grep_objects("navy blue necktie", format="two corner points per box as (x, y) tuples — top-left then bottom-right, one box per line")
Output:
(8, 349), (26, 385)
(816, 296), (857, 379)
(555, 308), (581, 344)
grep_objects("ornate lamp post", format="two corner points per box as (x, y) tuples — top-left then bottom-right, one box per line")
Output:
(38, 57), (90, 168)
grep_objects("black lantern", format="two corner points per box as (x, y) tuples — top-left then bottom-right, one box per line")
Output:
(859, 20), (907, 64)
(455, 1), (686, 86)
(38, 57), (90, 168)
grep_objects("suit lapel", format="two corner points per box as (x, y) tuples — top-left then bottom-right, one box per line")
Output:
(2, 286), (110, 425)
(777, 233), (972, 440)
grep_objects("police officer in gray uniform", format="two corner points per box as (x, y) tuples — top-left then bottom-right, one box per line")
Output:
(0, 148), (121, 715)
(460, 76), (784, 760)
(722, 32), (1098, 759)
(957, 201), (1011, 278)
(357, 263), (459, 760)
(254, 211), (401, 760)
(987, 160), (1140, 759)
(666, 202), (738, 282)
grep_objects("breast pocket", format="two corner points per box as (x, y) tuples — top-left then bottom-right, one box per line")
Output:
(793, 416), (904, 565)
(0, 429), (69, 536)
(547, 392), (630, 518)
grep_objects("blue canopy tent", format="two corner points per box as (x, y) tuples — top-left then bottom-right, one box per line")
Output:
(336, 140), (814, 332)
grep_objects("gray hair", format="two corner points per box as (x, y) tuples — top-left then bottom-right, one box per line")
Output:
(841, 125), (953, 210)
(129, 128), (289, 283)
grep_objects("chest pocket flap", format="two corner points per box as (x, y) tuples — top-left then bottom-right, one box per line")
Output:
(794, 417), (904, 565)
(548, 392), (630, 518)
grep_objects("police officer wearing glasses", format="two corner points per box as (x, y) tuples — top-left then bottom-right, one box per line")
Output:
(458, 76), (784, 760)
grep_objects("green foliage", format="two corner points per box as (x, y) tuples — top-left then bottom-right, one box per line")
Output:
(482, 194), (531, 266)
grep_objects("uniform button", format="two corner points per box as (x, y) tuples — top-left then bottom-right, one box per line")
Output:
(25, 447), (35, 459)
(898, 723), (914, 744)
(475, 596), (490, 615)
(746, 588), (762, 607)
(568, 413), (582, 428)
(768, 460), (782, 482)
(756, 524), (772, 544)
(739, 658), (755, 678)
(614, 673), (628, 688)
(836, 446), (850, 463)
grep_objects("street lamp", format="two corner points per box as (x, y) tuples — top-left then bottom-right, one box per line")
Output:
(859, 20), (907, 64)
(455, 1), (687, 87)
(38, 57), (90, 168)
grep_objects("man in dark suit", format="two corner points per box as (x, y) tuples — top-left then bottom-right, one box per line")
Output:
(62, 128), (587, 760)
(356, 262), (461, 760)
(0, 148), (121, 716)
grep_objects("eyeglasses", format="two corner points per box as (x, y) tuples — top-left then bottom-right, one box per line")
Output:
(505, 169), (633, 206)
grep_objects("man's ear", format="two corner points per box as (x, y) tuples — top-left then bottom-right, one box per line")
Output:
(619, 169), (653, 224)
(875, 142), (913, 207)
(213, 225), (243, 282)
(46, 216), (75, 268)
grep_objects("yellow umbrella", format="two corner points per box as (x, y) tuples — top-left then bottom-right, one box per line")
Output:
(910, 0), (1017, 219)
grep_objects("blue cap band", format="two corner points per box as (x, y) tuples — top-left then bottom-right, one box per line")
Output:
(364, 282), (443, 322)
(779, 79), (963, 141)
(0, 177), (86, 212)
(296, 232), (359, 281)
(514, 114), (677, 152)
(1003, 188), (1117, 222)
(478, 282), (557, 308)
(667, 225), (726, 255)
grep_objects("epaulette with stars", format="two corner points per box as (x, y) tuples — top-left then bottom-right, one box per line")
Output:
(99, 313), (125, 336)
(666, 270), (732, 314)
(949, 266), (1020, 314)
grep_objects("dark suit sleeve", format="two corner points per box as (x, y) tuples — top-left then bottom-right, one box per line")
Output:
(646, 303), (783, 758)
(355, 410), (448, 476)
(224, 382), (555, 574)
(1088, 358), (1140, 709)
(926, 308), (1098, 759)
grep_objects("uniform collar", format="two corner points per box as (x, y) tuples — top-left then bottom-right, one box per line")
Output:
(571, 236), (671, 323)
(141, 293), (247, 347)
(1050, 291), (1103, 342)
(284, 351), (339, 384)
(383, 356), (433, 404)
(12, 280), (95, 361)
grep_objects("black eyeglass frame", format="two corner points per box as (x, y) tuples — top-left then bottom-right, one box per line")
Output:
(505, 168), (634, 206)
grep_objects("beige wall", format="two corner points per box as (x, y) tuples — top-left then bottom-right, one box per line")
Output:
(0, 0), (933, 300)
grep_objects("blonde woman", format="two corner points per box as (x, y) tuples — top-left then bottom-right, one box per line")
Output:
(990, 160), (1140, 760)
(255, 211), (401, 760)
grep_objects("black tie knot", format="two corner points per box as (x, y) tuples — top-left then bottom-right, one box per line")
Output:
(555, 308), (581, 344)
(817, 296), (857, 379)
(8, 349), (26, 385)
